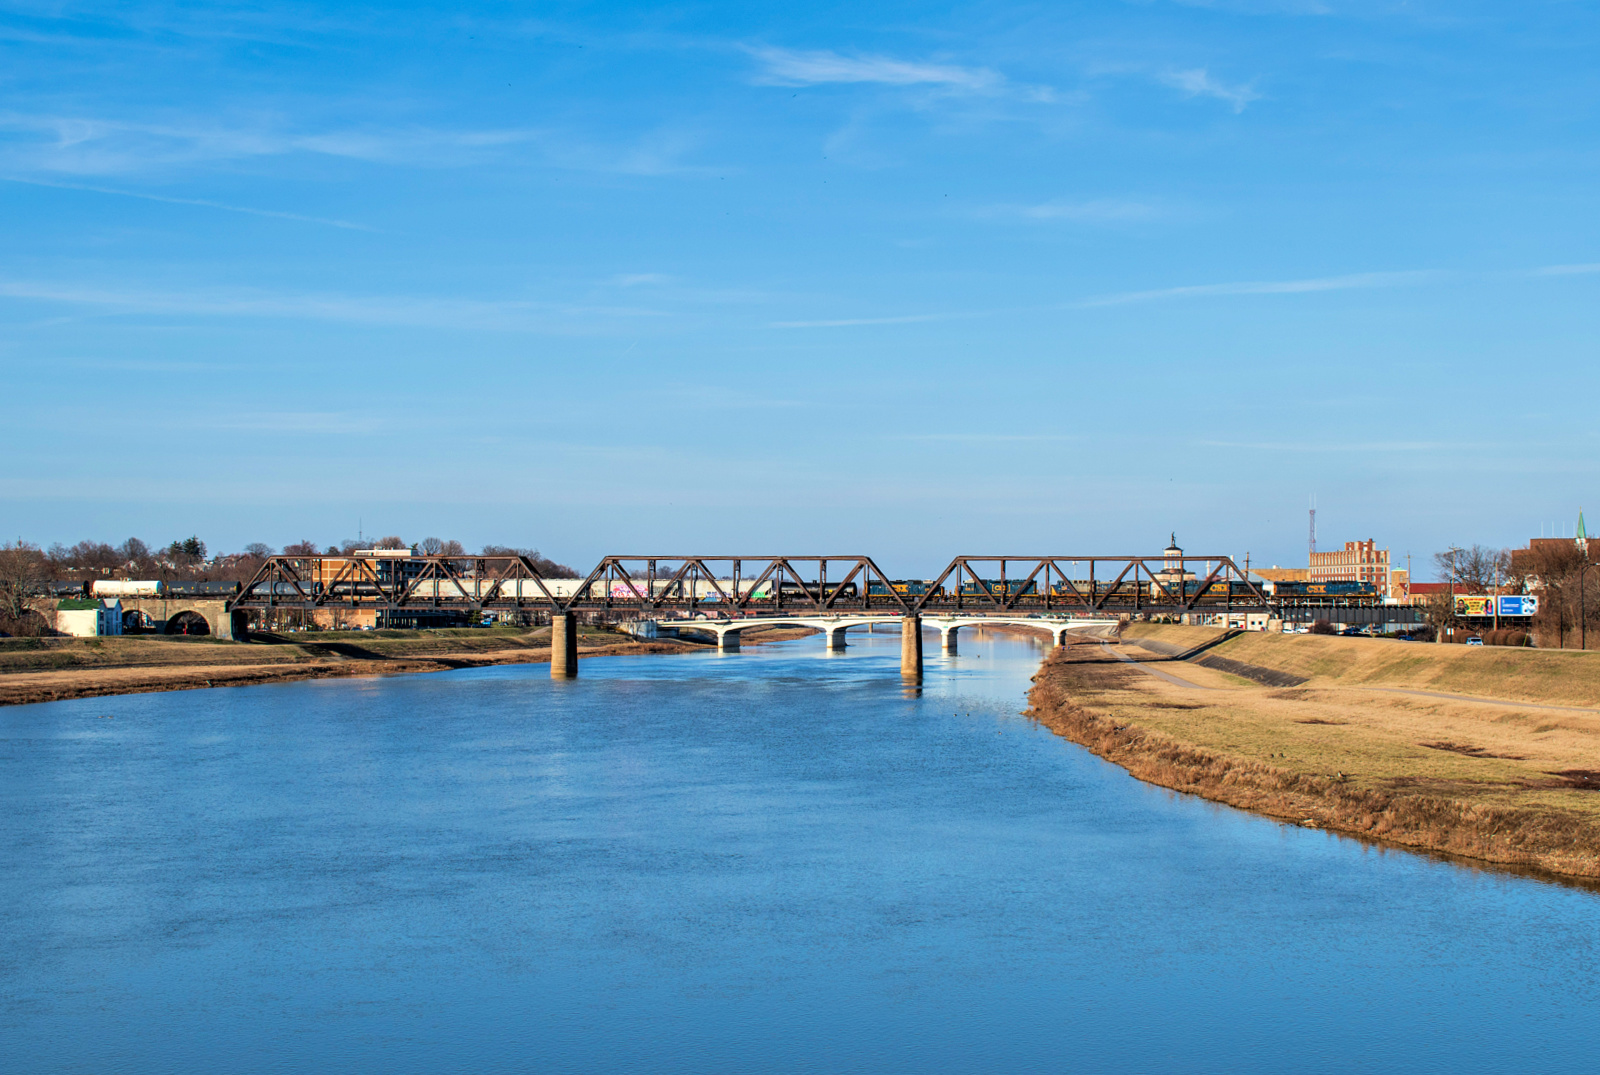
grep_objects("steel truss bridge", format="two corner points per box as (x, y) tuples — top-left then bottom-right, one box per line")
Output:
(230, 552), (1392, 620)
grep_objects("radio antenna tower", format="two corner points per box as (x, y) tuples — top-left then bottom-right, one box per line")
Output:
(1308, 496), (1317, 563)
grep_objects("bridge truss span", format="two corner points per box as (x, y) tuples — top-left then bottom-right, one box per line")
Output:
(567, 555), (914, 616)
(912, 555), (1271, 615)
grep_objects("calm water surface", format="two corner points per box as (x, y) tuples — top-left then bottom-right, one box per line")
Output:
(3, 631), (1598, 1073)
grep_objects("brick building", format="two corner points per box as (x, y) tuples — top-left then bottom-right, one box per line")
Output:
(1309, 539), (1391, 592)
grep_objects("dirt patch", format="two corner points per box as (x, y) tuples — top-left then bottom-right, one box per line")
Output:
(1295, 718), (1348, 725)
(1421, 741), (1527, 760)
(1549, 770), (1600, 791)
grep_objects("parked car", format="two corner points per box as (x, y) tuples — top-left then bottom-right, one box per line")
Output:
(1466, 636), (1485, 646)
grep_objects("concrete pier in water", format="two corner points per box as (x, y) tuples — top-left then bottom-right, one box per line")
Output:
(900, 615), (923, 680)
(551, 613), (578, 678)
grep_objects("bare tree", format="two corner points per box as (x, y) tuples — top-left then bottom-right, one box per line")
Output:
(419, 537), (444, 555)
(440, 539), (465, 557)
(243, 543), (274, 559)
(1420, 589), (1457, 645)
(0, 541), (52, 636)
(119, 537), (153, 569)
(481, 545), (579, 579)
(1432, 544), (1509, 593)
(375, 535), (407, 550)
(1517, 540), (1591, 648)
(49, 540), (121, 578)
(282, 540), (321, 557)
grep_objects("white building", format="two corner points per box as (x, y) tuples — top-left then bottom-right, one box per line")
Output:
(55, 599), (123, 637)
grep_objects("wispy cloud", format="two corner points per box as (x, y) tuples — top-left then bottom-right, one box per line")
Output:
(219, 412), (386, 435)
(980, 198), (1159, 224)
(0, 174), (377, 230)
(1199, 440), (1455, 453)
(747, 46), (1002, 92)
(1073, 270), (1441, 307)
(1532, 263), (1600, 276)
(0, 110), (541, 175)
(1159, 68), (1262, 112)
(770, 313), (959, 328)
(0, 111), (714, 179)
(0, 278), (668, 331)
(887, 433), (1083, 443)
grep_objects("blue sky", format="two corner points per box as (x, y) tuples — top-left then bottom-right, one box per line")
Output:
(3, 1), (1598, 576)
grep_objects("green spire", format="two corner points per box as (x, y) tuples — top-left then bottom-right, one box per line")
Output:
(1579, 509), (1588, 542)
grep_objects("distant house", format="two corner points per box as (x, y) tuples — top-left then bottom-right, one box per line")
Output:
(55, 598), (123, 637)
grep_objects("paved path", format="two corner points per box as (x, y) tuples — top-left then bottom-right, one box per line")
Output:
(1359, 686), (1600, 716)
(1100, 643), (1213, 690)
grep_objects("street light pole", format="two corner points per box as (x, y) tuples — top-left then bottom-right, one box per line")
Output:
(1581, 560), (1597, 652)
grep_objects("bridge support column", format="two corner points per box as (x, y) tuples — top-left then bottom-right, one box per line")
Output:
(940, 625), (958, 654)
(824, 626), (848, 650)
(901, 615), (923, 680)
(1052, 625), (1071, 647)
(718, 629), (742, 652)
(551, 613), (578, 678)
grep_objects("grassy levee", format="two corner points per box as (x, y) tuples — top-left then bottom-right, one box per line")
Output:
(1029, 628), (1600, 880)
(1124, 622), (1600, 708)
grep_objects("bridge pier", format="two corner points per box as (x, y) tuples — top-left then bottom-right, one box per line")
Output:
(551, 613), (578, 678)
(718, 628), (742, 652)
(901, 615), (923, 680)
(824, 626), (848, 650)
(940, 625), (958, 655)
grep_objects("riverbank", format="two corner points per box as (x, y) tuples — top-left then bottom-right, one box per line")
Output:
(1027, 625), (1600, 880)
(0, 624), (814, 707)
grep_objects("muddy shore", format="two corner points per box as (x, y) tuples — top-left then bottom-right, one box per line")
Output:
(1027, 631), (1600, 881)
(0, 625), (817, 708)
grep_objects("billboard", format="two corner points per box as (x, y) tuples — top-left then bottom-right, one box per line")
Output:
(1454, 595), (1539, 617)
(1498, 595), (1538, 616)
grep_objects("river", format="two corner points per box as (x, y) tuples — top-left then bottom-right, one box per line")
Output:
(3, 630), (1598, 1073)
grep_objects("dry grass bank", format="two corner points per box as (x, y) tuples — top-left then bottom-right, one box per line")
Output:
(1029, 631), (1600, 880)
(1124, 622), (1600, 708)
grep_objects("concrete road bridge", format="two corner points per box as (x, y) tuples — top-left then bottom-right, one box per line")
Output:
(649, 614), (1121, 654)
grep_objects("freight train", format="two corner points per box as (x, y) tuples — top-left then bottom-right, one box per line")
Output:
(90, 580), (241, 597)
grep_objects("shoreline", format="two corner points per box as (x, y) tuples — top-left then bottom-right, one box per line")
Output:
(1026, 638), (1600, 882)
(0, 639), (701, 708)
(0, 626), (819, 708)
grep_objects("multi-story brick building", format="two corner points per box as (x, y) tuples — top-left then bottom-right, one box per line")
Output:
(1309, 539), (1390, 592)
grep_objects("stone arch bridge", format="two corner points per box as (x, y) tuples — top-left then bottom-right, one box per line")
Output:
(115, 597), (247, 640)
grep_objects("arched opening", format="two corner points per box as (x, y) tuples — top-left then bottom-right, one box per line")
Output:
(165, 610), (211, 636)
(122, 609), (157, 634)
(0, 609), (51, 637)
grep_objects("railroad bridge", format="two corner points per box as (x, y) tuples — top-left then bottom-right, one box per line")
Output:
(230, 551), (1390, 680)
(115, 596), (248, 640)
